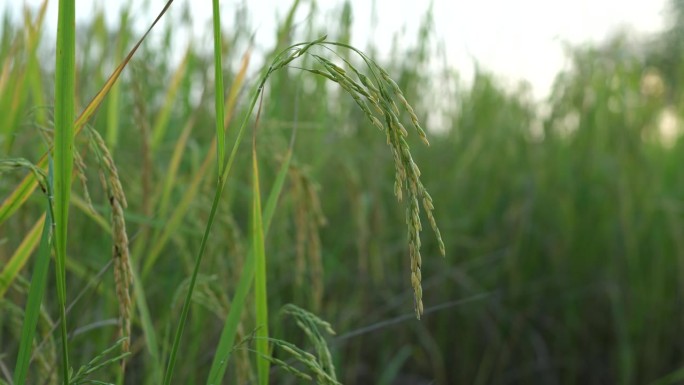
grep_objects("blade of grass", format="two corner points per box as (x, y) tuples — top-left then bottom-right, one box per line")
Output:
(53, 0), (76, 382)
(13, 163), (54, 385)
(251, 101), (269, 385)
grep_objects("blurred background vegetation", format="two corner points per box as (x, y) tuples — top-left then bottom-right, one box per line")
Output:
(2, 0), (684, 384)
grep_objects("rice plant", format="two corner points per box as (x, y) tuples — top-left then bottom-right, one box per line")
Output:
(1, 1), (443, 384)
(3, 0), (684, 384)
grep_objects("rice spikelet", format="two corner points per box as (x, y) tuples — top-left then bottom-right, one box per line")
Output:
(87, 127), (132, 364)
(305, 48), (444, 318)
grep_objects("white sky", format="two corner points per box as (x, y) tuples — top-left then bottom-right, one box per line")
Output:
(4, 0), (670, 100)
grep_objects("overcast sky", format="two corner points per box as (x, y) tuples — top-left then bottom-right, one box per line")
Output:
(5, 0), (670, 100)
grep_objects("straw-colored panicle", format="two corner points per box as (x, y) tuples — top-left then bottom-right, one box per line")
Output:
(111, 196), (131, 354)
(343, 59), (444, 318)
(378, 67), (430, 146)
(298, 40), (445, 318)
(376, 69), (445, 319)
(88, 128), (132, 360)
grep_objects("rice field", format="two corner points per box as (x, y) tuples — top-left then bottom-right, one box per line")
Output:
(1, 1), (684, 384)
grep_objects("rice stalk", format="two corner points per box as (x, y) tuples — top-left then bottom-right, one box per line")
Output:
(162, 2), (240, 382)
(87, 127), (132, 366)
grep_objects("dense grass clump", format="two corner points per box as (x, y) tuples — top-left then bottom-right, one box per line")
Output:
(2, 1), (684, 384)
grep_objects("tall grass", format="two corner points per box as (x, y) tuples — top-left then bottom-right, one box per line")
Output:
(3, 1), (684, 384)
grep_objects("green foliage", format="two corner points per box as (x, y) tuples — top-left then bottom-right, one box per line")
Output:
(53, 1), (76, 382)
(2, 1), (684, 384)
